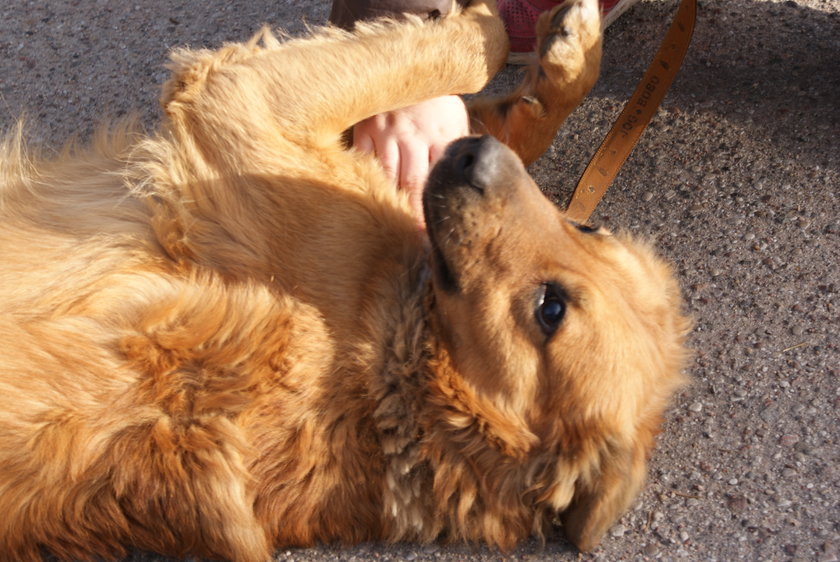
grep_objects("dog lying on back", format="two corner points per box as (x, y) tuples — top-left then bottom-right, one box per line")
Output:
(0, 0), (689, 559)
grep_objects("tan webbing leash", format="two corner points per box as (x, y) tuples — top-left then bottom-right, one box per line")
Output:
(566, 0), (697, 224)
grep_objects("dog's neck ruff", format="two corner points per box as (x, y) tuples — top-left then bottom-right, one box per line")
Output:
(369, 258), (550, 544)
(369, 257), (438, 538)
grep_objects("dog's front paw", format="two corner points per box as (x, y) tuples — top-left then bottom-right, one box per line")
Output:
(463, 0), (601, 165)
(462, 0), (500, 18)
(534, 0), (602, 88)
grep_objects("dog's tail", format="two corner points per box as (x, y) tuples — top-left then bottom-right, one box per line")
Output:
(0, 120), (33, 208)
(0, 117), (152, 219)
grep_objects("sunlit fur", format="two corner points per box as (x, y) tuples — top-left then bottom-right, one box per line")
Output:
(0, 0), (689, 560)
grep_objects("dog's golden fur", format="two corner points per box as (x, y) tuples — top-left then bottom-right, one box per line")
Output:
(0, 0), (689, 560)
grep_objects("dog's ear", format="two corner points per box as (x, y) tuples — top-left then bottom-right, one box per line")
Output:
(560, 437), (649, 551)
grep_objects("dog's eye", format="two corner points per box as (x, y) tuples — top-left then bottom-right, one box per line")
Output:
(536, 283), (567, 337)
(568, 220), (600, 234)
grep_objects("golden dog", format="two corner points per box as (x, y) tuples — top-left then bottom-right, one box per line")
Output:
(0, 0), (689, 559)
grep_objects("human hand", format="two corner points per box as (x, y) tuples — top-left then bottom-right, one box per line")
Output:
(353, 95), (470, 229)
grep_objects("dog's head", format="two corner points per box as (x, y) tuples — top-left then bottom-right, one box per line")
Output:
(423, 136), (690, 550)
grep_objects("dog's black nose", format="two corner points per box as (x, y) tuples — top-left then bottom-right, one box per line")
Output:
(449, 135), (504, 192)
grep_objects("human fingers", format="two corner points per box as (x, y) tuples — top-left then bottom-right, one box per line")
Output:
(353, 126), (375, 156)
(398, 140), (430, 228)
(376, 137), (401, 184)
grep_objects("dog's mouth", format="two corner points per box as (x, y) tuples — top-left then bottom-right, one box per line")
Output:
(428, 238), (459, 293)
(424, 184), (460, 294)
(423, 136), (490, 294)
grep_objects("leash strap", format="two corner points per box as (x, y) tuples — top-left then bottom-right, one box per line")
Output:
(566, 0), (697, 224)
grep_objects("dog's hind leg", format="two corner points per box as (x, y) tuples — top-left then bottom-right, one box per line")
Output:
(467, 0), (602, 165)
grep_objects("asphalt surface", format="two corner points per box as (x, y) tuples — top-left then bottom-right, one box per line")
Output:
(1, 0), (838, 560)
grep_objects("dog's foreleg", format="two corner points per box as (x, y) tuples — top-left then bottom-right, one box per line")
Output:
(468, 0), (602, 165)
(161, 0), (506, 170)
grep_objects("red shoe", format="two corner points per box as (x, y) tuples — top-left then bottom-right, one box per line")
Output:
(499, 0), (641, 64)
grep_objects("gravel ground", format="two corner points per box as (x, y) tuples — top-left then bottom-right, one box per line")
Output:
(2, 0), (838, 560)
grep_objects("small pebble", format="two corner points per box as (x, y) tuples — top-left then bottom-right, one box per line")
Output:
(689, 401), (703, 413)
(823, 540), (837, 551)
(780, 434), (800, 446)
(611, 524), (626, 538)
(726, 494), (747, 512)
(760, 405), (781, 423)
